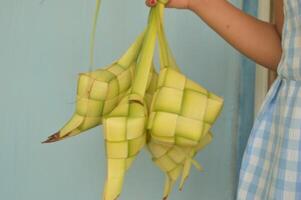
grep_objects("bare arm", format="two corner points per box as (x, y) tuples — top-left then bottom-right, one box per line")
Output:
(188, 0), (283, 71)
(146, 0), (284, 71)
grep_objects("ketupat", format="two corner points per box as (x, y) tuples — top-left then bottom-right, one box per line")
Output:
(102, 6), (159, 199)
(43, 33), (145, 143)
(148, 67), (223, 147)
(146, 2), (224, 199)
(147, 2), (224, 147)
(44, 0), (224, 199)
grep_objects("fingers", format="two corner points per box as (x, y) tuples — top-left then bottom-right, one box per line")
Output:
(145, 0), (175, 9)
(145, 0), (157, 7)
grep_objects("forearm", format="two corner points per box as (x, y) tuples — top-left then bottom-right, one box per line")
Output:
(189, 0), (282, 71)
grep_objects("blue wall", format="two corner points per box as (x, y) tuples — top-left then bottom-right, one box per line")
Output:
(0, 0), (255, 199)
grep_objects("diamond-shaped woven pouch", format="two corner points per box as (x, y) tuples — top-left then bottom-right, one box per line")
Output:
(46, 63), (134, 142)
(44, 33), (146, 143)
(147, 68), (223, 147)
(146, 4), (224, 147)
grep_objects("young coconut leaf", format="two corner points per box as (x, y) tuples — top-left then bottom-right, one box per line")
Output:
(147, 132), (213, 199)
(101, 6), (158, 200)
(146, 3), (223, 199)
(43, 32), (145, 143)
(147, 3), (224, 147)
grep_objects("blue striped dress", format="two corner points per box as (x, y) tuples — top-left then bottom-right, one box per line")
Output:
(237, 0), (301, 199)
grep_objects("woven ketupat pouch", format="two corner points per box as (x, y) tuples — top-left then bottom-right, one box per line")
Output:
(147, 4), (224, 147)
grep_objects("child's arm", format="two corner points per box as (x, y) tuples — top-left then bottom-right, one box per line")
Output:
(189, 0), (283, 71)
(146, 0), (284, 71)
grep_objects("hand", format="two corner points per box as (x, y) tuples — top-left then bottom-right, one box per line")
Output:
(145, 0), (195, 10)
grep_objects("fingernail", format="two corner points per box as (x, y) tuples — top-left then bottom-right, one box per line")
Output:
(150, 0), (156, 5)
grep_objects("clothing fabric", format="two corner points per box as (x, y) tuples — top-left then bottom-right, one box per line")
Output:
(237, 0), (301, 199)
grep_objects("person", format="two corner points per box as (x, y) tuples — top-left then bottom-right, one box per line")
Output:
(147, 0), (301, 199)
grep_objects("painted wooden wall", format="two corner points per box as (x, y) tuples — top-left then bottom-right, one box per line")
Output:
(0, 0), (256, 199)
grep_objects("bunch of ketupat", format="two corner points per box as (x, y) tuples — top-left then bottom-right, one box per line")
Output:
(43, 1), (224, 200)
